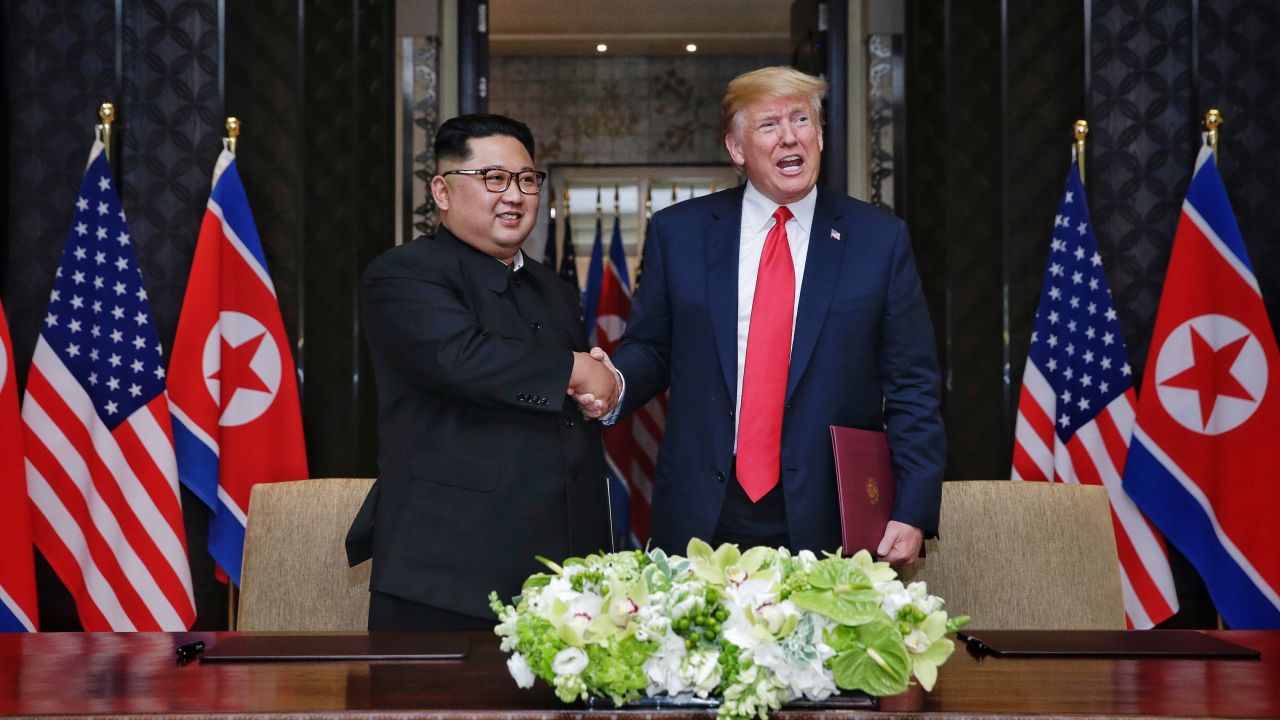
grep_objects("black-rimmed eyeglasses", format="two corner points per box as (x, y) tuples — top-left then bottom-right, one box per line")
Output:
(441, 168), (547, 195)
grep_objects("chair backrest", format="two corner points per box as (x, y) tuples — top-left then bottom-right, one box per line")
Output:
(237, 477), (375, 631)
(897, 480), (1126, 629)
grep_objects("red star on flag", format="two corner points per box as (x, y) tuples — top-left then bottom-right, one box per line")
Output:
(208, 332), (271, 399)
(1159, 327), (1253, 428)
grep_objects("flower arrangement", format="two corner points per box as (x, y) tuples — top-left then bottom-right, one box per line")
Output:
(489, 539), (969, 720)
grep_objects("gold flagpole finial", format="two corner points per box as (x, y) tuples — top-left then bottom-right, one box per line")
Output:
(1204, 109), (1223, 157)
(1073, 119), (1089, 184)
(596, 186), (602, 219)
(671, 183), (678, 203)
(548, 183), (557, 220)
(644, 185), (652, 222)
(563, 185), (570, 213)
(613, 184), (620, 216)
(226, 117), (241, 154)
(97, 102), (116, 161)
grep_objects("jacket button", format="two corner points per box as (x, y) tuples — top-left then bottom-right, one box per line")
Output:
(531, 321), (542, 331)
(715, 471), (725, 483)
(564, 417), (576, 428)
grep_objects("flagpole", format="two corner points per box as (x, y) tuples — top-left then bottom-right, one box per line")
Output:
(224, 115), (241, 631)
(97, 103), (115, 161)
(1204, 108), (1222, 157)
(1073, 119), (1088, 184)
(225, 116), (240, 155)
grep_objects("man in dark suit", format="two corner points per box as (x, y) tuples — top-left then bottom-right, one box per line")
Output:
(591, 67), (945, 563)
(348, 114), (619, 630)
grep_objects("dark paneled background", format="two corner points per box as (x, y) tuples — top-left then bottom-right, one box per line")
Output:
(2, 0), (392, 629)
(3, 0), (1278, 629)
(905, 0), (1279, 626)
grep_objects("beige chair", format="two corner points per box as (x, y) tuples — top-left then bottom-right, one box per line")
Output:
(897, 480), (1126, 629)
(237, 477), (375, 631)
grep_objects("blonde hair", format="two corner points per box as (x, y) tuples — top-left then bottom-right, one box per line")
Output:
(721, 66), (828, 138)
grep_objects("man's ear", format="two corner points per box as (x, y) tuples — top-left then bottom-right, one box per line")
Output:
(818, 126), (824, 154)
(724, 132), (745, 167)
(430, 175), (450, 212)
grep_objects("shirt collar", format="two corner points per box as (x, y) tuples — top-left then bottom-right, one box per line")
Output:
(497, 249), (525, 271)
(742, 181), (818, 236)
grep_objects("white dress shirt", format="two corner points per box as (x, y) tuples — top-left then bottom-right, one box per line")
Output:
(733, 182), (816, 449)
(602, 183), (817, 432)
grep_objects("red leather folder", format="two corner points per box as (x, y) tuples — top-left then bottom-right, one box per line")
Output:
(829, 425), (895, 556)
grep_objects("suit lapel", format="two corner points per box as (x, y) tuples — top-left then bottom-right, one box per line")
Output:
(706, 189), (744, 402)
(787, 191), (846, 399)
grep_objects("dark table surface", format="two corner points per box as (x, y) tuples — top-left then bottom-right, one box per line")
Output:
(1, 629), (1276, 718)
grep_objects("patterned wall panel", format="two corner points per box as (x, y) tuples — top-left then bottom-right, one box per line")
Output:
(489, 54), (786, 166)
(940, 0), (1006, 480)
(1004, 2), (1086, 449)
(903, 0), (947, 366)
(4, 0), (120, 632)
(226, 0), (303, 351)
(4, 0), (117, 385)
(301, 0), (392, 476)
(117, 0), (222, 354)
(1089, 0), (1195, 381)
(1198, 0), (1280, 331)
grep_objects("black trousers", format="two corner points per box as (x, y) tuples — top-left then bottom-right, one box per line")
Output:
(711, 460), (791, 549)
(368, 591), (496, 631)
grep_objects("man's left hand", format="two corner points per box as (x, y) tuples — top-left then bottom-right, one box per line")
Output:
(876, 520), (924, 566)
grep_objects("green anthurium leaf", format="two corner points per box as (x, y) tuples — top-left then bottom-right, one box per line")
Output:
(789, 587), (884, 626)
(829, 621), (911, 696)
(808, 557), (872, 591)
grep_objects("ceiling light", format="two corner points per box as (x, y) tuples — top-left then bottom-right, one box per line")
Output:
(596, 44), (608, 53)
(686, 43), (698, 53)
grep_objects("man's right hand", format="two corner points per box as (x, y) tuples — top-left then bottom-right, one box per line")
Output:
(568, 348), (621, 419)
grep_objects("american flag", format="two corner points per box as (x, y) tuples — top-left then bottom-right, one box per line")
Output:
(596, 216), (665, 546)
(21, 139), (195, 631)
(1011, 163), (1179, 629)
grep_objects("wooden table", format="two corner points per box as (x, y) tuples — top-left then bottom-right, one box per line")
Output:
(1, 630), (1276, 718)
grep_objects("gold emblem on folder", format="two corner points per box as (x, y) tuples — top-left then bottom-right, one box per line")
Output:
(866, 477), (880, 504)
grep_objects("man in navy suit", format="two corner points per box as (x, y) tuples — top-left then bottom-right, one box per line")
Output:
(586, 67), (945, 563)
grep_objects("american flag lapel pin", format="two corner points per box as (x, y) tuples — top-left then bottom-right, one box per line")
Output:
(831, 228), (841, 240)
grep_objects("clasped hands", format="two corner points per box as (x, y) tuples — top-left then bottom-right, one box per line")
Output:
(568, 347), (621, 420)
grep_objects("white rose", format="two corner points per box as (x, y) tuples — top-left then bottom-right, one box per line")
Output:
(552, 646), (589, 676)
(507, 652), (535, 688)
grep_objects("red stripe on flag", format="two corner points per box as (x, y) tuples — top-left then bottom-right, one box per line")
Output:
(1094, 400), (1131, 478)
(1013, 384), (1055, 482)
(112, 402), (185, 542)
(23, 406), (161, 630)
(1108, 504), (1177, 623)
(27, 509), (112, 631)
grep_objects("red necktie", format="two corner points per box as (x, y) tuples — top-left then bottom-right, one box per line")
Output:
(737, 206), (795, 502)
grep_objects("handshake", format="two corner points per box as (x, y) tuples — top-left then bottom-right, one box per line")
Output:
(567, 347), (622, 420)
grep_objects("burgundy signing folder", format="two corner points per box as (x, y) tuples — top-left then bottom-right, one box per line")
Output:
(829, 426), (895, 556)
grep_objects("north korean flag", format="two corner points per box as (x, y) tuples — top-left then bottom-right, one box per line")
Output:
(168, 147), (308, 586)
(0, 300), (37, 631)
(1123, 141), (1280, 628)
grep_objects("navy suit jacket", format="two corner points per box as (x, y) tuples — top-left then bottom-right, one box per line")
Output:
(612, 185), (945, 554)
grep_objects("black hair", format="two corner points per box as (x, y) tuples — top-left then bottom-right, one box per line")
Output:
(434, 113), (536, 163)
